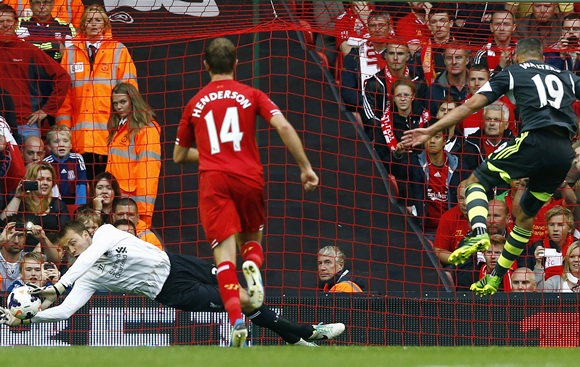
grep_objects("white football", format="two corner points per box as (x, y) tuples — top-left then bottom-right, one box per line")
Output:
(7, 286), (42, 320)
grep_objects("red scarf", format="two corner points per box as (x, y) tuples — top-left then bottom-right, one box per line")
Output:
(542, 235), (574, 280)
(383, 64), (410, 92)
(381, 104), (429, 151)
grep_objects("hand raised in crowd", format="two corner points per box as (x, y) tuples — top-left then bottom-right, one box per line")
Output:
(93, 195), (106, 212)
(0, 222), (21, 244)
(42, 262), (60, 283)
(534, 245), (545, 267)
(498, 48), (513, 69)
(26, 109), (48, 126)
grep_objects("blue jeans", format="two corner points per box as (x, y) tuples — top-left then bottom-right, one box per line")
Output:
(18, 123), (40, 145)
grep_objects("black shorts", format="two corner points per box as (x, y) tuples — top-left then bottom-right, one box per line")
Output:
(155, 252), (224, 312)
(474, 128), (574, 196)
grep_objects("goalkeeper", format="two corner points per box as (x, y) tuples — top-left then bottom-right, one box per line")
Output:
(0, 220), (345, 346)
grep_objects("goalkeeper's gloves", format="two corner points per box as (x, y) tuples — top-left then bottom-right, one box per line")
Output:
(26, 283), (57, 304)
(0, 307), (30, 327)
(28, 282), (66, 298)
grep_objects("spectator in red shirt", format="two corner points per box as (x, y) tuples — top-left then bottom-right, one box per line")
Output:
(477, 235), (514, 292)
(459, 64), (517, 138)
(462, 101), (514, 172)
(518, 206), (576, 283)
(395, 2), (432, 54)
(0, 4), (70, 144)
(456, 201), (512, 291)
(412, 3), (456, 84)
(335, 1), (373, 57)
(473, 10), (518, 75)
(433, 180), (470, 266)
(0, 115), (25, 201)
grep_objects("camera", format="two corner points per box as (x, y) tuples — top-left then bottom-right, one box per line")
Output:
(23, 180), (39, 192)
(15, 221), (34, 233)
(567, 35), (579, 46)
(43, 262), (56, 270)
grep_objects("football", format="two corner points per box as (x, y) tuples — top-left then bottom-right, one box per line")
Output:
(7, 286), (42, 320)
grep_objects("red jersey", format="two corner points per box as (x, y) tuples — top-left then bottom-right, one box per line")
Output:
(425, 162), (449, 231)
(176, 79), (281, 184)
(433, 205), (470, 252)
(460, 94), (517, 137)
(395, 12), (431, 44)
(541, 235), (574, 281)
(335, 8), (368, 46)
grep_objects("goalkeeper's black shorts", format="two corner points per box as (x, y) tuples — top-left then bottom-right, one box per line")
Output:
(155, 252), (224, 312)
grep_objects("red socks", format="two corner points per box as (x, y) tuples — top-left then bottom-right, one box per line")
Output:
(241, 241), (264, 268)
(216, 261), (242, 326)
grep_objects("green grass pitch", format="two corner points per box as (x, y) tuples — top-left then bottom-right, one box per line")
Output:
(0, 346), (579, 367)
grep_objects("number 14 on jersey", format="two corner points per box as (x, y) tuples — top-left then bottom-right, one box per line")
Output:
(205, 107), (244, 154)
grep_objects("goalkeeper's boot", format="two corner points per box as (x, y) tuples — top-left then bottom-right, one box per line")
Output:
(230, 319), (248, 347)
(448, 231), (490, 265)
(470, 274), (501, 297)
(243, 260), (264, 309)
(305, 323), (345, 342)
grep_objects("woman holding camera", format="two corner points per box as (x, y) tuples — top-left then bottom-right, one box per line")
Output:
(0, 162), (70, 262)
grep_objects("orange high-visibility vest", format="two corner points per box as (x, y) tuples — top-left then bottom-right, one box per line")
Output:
(136, 219), (163, 250)
(5, 0), (84, 28)
(57, 35), (138, 155)
(106, 121), (161, 228)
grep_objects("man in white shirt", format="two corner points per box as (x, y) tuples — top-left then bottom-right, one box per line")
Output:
(0, 221), (345, 347)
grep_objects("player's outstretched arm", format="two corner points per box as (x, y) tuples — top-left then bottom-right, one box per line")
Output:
(173, 144), (199, 164)
(401, 93), (490, 148)
(270, 114), (319, 192)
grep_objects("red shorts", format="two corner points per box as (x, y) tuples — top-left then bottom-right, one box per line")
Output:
(199, 171), (264, 248)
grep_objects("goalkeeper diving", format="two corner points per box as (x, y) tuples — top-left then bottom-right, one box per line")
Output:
(0, 220), (345, 346)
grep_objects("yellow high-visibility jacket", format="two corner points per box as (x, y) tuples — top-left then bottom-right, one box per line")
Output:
(106, 120), (161, 229)
(57, 35), (138, 155)
(6, 0), (84, 29)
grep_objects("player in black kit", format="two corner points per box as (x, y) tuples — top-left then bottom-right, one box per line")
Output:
(402, 38), (579, 295)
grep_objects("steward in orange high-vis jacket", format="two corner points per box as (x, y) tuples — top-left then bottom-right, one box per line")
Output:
(106, 82), (161, 229)
(57, 5), (137, 179)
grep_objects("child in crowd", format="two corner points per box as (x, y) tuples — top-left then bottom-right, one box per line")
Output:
(75, 207), (103, 236)
(43, 125), (87, 206)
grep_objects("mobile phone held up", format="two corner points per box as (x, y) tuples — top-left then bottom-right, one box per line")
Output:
(23, 180), (39, 192)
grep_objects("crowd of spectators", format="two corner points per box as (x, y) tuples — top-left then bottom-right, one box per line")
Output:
(312, 1), (580, 293)
(0, 2), (162, 292)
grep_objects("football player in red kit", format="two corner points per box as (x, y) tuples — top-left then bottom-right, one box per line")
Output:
(173, 37), (318, 347)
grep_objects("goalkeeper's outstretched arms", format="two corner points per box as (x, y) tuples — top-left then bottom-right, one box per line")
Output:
(0, 282), (95, 326)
